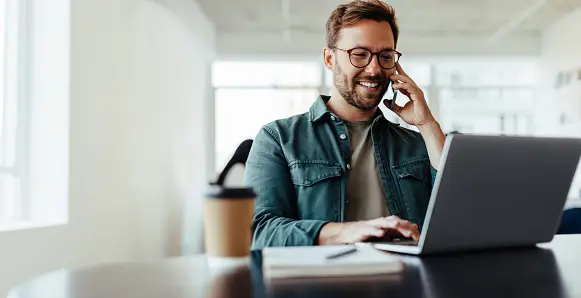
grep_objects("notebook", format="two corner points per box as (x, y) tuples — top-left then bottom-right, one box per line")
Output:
(262, 244), (404, 280)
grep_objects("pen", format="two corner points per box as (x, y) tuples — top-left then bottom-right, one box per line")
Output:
(325, 247), (358, 260)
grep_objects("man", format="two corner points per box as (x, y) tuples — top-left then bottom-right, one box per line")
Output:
(245, 0), (446, 249)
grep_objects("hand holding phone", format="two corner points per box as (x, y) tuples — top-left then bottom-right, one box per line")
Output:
(386, 69), (398, 111)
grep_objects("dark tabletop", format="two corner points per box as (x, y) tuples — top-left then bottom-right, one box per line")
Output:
(7, 235), (581, 298)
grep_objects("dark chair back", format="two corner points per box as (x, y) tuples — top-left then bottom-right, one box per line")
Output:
(216, 139), (253, 185)
(557, 208), (581, 234)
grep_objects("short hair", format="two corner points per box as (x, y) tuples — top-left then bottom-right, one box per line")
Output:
(326, 0), (399, 48)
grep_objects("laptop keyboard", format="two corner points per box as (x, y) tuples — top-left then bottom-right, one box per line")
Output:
(365, 237), (419, 246)
(389, 240), (418, 246)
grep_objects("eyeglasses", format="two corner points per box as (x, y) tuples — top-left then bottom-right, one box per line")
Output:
(331, 47), (402, 70)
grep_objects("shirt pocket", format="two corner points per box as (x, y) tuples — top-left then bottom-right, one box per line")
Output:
(289, 161), (342, 186)
(392, 158), (433, 226)
(289, 161), (343, 220)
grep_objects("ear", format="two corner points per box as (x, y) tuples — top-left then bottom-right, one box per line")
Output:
(323, 47), (334, 71)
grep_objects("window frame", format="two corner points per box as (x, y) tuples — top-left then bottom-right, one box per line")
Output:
(0, 0), (32, 226)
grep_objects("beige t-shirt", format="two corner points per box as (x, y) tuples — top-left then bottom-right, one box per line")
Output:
(344, 120), (391, 221)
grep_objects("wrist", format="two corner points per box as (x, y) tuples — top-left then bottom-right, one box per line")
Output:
(317, 222), (346, 245)
(417, 119), (440, 132)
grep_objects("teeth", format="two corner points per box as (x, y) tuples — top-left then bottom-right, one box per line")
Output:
(359, 82), (378, 88)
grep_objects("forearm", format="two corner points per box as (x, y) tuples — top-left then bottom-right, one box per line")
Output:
(418, 120), (446, 170)
(252, 210), (329, 249)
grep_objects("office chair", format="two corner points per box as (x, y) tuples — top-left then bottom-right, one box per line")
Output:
(557, 208), (581, 234)
(216, 139), (253, 186)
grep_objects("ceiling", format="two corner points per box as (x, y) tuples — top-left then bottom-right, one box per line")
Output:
(196, 0), (581, 56)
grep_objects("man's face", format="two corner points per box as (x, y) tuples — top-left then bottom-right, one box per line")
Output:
(326, 19), (396, 110)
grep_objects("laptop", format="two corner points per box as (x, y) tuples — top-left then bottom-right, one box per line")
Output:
(364, 134), (581, 255)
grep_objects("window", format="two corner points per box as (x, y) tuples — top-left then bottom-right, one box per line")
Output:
(215, 88), (318, 172)
(436, 60), (537, 135)
(213, 61), (322, 172)
(213, 61), (322, 88)
(0, 0), (28, 226)
(1, 0), (70, 231)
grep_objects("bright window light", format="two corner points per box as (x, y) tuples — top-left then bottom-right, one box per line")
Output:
(212, 61), (322, 88)
(1, 0), (70, 231)
(215, 88), (318, 172)
(0, 0), (24, 226)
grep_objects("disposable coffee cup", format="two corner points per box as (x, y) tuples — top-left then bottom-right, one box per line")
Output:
(204, 184), (256, 258)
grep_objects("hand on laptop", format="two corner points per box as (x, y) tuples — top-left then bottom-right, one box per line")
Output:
(317, 216), (420, 245)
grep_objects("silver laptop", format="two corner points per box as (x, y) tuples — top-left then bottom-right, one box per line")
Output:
(368, 134), (581, 255)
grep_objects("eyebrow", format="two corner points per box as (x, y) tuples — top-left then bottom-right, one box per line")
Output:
(353, 45), (395, 52)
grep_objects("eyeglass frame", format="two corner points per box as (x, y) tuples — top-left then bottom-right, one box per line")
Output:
(329, 46), (402, 70)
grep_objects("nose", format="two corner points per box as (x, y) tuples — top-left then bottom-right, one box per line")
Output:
(364, 53), (382, 75)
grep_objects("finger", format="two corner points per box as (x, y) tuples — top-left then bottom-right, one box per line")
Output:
(347, 225), (385, 243)
(395, 64), (418, 86)
(383, 98), (403, 112)
(395, 226), (415, 239)
(411, 224), (421, 241)
(392, 84), (412, 98)
(368, 216), (399, 229)
(397, 219), (412, 227)
(390, 74), (416, 85)
(396, 221), (421, 241)
(362, 226), (385, 239)
(407, 227), (421, 241)
(397, 220), (415, 232)
(392, 82), (416, 93)
(378, 217), (420, 241)
(371, 215), (399, 224)
(393, 83), (422, 101)
(391, 100), (410, 115)
(396, 63), (407, 76)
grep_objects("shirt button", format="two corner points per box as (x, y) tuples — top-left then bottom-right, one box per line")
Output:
(339, 133), (347, 140)
(330, 116), (336, 121)
(347, 164), (351, 170)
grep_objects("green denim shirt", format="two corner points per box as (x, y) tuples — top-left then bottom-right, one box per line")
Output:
(245, 95), (437, 249)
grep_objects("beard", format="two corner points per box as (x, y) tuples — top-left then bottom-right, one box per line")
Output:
(333, 62), (389, 110)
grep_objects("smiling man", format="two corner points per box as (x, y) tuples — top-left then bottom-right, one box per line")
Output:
(245, 0), (446, 249)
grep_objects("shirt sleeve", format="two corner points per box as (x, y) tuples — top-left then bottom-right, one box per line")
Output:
(245, 125), (329, 249)
(430, 165), (438, 187)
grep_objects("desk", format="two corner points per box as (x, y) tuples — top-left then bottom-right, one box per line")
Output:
(7, 235), (581, 298)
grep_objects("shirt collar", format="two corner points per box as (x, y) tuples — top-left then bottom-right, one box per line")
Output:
(309, 95), (385, 123)
(309, 95), (331, 122)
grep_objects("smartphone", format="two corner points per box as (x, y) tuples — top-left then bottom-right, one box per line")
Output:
(386, 70), (398, 110)
(388, 81), (398, 110)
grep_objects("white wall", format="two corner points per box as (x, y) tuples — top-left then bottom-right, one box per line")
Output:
(536, 6), (581, 207)
(536, 6), (581, 134)
(0, 0), (215, 295)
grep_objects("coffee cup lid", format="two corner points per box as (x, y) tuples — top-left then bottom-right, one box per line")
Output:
(206, 184), (256, 199)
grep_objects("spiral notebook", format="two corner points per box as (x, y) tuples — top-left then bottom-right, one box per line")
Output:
(262, 245), (404, 280)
